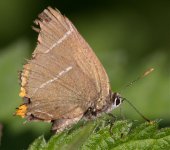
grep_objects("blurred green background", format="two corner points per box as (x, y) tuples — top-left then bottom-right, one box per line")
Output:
(0, 0), (169, 149)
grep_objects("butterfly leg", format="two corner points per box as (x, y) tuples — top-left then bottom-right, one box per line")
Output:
(107, 113), (117, 135)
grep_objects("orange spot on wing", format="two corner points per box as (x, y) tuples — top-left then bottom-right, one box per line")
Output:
(21, 68), (30, 86)
(19, 87), (26, 97)
(15, 105), (27, 118)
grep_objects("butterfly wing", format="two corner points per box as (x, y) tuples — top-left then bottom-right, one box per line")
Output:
(18, 7), (110, 121)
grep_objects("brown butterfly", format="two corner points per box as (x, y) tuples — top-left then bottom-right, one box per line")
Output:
(15, 7), (122, 132)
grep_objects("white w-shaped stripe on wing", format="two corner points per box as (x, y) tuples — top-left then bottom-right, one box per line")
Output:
(32, 66), (73, 97)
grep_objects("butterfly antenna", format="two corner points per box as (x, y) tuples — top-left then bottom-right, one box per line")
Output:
(122, 98), (151, 122)
(120, 68), (154, 94)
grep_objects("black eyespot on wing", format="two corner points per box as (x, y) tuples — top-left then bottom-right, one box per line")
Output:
(23, 97), (31, 104)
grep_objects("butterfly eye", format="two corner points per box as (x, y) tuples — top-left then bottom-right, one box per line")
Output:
(115, 97), (121, 106)
(111, 93), (122, 109)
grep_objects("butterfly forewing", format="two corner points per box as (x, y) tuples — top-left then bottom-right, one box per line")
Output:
(19, 7), (110, 123)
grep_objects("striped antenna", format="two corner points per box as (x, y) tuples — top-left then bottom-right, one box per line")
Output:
(120, 68), (154, 122)
(120, 68), (154, 93)
(122, 98), (151, 122)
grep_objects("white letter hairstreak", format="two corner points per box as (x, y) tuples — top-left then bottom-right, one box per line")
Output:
(15, 7), (123, 132)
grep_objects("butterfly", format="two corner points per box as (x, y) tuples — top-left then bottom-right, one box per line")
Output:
(15, 7), (122, 132)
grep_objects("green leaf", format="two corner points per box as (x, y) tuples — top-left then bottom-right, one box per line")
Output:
(45, 122), (95, 150)
(28, 135), (46, 150)
(27, 119), (170, 150)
